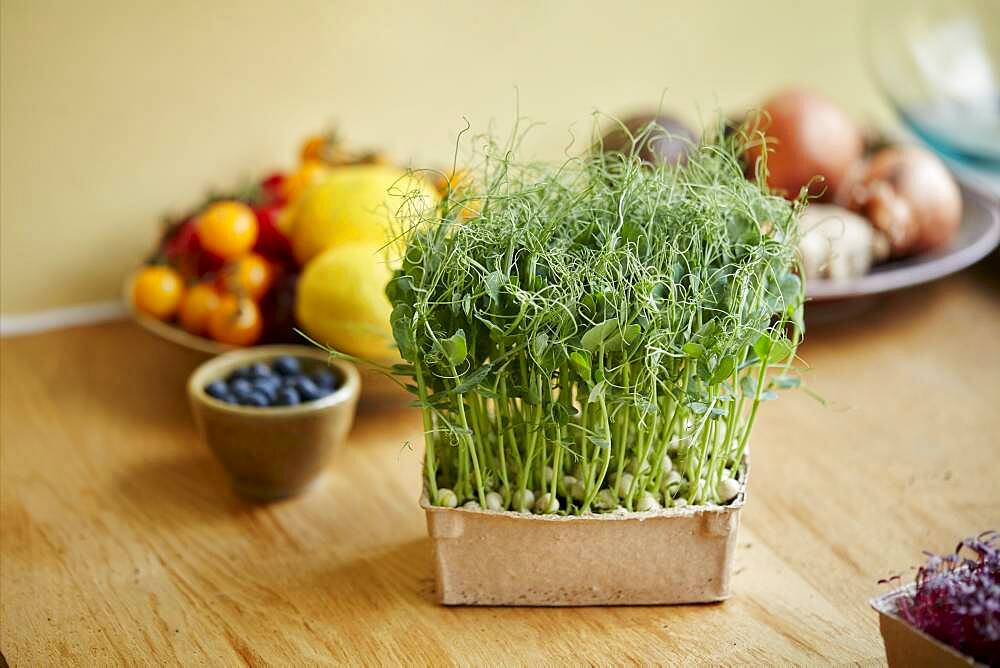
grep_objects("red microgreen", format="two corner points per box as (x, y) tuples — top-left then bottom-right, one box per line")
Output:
(893, 531), (999, 665)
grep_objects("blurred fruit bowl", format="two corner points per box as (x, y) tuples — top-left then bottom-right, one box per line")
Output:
(126, 128), (446, 404)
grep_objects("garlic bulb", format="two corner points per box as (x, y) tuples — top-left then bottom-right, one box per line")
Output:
(798, 204), (889, 281)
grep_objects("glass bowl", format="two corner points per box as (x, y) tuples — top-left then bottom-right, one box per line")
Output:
(867, 0), (1000, 166)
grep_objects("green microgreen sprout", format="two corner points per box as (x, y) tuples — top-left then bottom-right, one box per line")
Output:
(382, 115), (805, 515)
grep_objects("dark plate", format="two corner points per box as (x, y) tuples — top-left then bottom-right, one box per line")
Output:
(807, 189), (1000, 301)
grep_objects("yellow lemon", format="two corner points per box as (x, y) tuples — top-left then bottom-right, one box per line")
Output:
(295, 242), (399, 362)
(289, 164), (438, 266)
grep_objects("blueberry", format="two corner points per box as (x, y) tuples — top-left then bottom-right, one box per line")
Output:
(241, 391), (270, 407)
(275, 387), (301, 406)
(227, 367), (250, 382)
(229, 378), (254, 399)
(295, 377), (323, 401)
(218, 392), (239, 404)
(312, 370), (338, 391)
(247, 362), (272, 379)
(252, 378), (278, 402)
(205, 380), (229, 400)
(273, 355), (301, 376)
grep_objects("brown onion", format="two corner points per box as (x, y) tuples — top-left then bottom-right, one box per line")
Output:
(745, 89), (863, 201)
(838, 146), (962, 257)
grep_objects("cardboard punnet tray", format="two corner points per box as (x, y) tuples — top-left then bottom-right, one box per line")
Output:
(870, 585), (983, 667)
(421, 479), (745, 606)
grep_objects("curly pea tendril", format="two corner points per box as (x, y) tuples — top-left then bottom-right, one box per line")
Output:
(318, 114), (808, 516)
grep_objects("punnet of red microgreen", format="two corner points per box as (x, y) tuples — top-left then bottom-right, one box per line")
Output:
(891, 531), (1000, 664)
(383, 116), (806, 516)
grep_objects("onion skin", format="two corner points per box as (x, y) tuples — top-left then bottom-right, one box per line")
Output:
(746, 89), (863, 201)
(839, 146), (962, 258)
(601, 114), (696, 166)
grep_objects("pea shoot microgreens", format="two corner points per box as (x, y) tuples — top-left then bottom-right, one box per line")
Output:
(384, 118), (806, 515)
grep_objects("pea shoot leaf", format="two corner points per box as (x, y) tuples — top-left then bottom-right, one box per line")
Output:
(588, 380), (606, 404)
(753, 333), (792, 363)
(710, 357), (736, 384)
(768, 337), (793, 363)
(581, 318), (619, 351)
(390, 304), (416, 359)
(682, 342), (705, 358)
(604, 323), (642, 352)
(452, 363), (492, 394)
(588, 434), (611, 449)
(772, 375), (800, 389)
(772, 272), (801, 312)
(485, 271), (503, 304)
(441, 329), (468, 366)
(550, 402), (573, 427)
(532, 332), (549, 358)
(569, 351), (592, 384)
(385, 273), (412, 304)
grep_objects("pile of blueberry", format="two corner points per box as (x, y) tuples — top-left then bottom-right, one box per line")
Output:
(205, 355), (339, 407)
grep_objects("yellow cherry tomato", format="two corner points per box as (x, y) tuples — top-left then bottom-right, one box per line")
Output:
(178, 282), (221, 335)
(208, 295), (262, 346)
(197, 201), (258, 260)
(133, 266), (185, 320)
(222, 253), (274, 301)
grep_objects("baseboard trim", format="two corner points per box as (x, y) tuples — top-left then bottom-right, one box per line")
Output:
(0, 301), (127, 337)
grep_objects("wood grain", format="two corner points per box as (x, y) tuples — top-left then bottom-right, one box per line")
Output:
(3, 257), (1000, 665)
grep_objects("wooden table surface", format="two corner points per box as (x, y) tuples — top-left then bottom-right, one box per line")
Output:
(3, 256), (999, 666)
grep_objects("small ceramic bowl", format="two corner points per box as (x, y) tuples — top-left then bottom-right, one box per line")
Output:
(188, 345), (360, 501)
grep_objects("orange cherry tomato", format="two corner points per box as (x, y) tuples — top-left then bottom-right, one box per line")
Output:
(299, 133), (348, 165)
(208, 295), (262, 346)
(299, 135), (328, 163)
(133, 266), (185, 320)
(178, 282), (221, 335)
(197, 201), (258, 260)
(222, 253), (274, 301)
(433, 169), (469, 196)
(282, 160), (330, 203)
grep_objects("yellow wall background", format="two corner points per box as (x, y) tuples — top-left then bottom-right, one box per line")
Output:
(1, 0), (893, 314)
